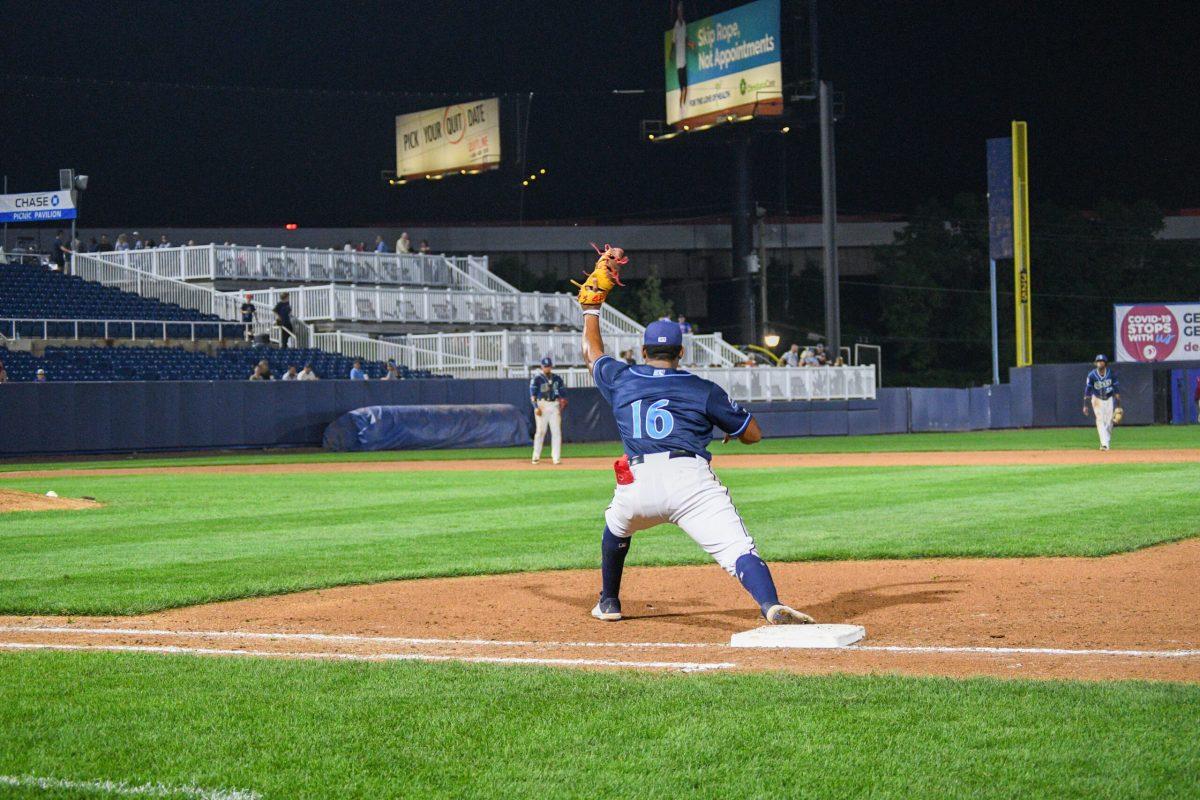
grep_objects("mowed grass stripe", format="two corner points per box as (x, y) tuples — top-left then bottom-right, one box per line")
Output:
(1, 425), (1198, 473)
(0, 651), (1196, 799)
(0, 464), (1196, 615)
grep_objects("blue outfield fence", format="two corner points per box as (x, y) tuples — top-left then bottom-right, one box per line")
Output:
(0, 360), (1191, 457)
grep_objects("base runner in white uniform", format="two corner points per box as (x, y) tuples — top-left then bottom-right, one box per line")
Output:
(580, 309), (814, 625)
(530, 357), (567, 465)
(1082, 354), (1121, 450)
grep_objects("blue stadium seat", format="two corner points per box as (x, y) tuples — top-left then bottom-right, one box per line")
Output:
(0, 344), (451, 382)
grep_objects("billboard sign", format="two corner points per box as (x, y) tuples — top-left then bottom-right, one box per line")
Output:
(1114, 303), (1200, 362)
(0, 190), (77, 222)
(395, 98), (501, 180)
(664, 0), (783, 127)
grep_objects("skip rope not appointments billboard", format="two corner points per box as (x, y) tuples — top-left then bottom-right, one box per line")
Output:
(395, 98), (501, 180)
(1114, 303), (1200, 362)
(664, 0), (783, 128)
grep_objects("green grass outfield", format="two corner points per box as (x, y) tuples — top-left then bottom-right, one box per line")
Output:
(2, 424), (1198, 472)
(0, 652), (1195, 799)
(2, 463), (1197, 615)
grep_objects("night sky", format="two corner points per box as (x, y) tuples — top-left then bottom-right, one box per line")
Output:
(2, 0), (1197, 227)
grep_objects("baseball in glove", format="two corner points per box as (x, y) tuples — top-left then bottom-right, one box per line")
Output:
(571, 242), (628, 306)
(1113, 406), (1124, 424)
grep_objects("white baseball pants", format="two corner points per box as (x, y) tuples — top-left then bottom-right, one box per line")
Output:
(533, 400), (562, 463)
(1092, 396), (1114, 448)
(604, 452), (758, 576)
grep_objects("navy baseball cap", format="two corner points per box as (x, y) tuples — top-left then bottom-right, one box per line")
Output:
(643, 319), (683, 347)
(1094, 354), (1108, 362)
(540, 356), (553, 367)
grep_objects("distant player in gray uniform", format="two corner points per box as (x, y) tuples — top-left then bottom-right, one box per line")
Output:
(1082, 354), (1121, 450)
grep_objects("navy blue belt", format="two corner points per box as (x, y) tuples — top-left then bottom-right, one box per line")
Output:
(629, 450), (701, 466)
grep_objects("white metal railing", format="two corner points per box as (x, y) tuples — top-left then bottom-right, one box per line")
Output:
(89, 245), (491, 290)
(228, 284), (581, 328)
(377, 330), (738, 369)
(0, 318), (248, 341)
(72, 252), (313, 348)
(527, 365), (877, 402)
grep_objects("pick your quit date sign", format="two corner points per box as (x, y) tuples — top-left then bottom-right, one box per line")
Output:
(1115, 303), (1200, 362)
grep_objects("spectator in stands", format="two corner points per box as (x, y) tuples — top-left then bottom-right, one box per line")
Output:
(620, 349), (636, 366)
(833, 356), (846, 367)
(51, 230), (67, 271)
(35, 368), (47, 383)
(781, 343), (801, 367)
(801, 348), (819, 367)
(115, 233), (130, 251)
(88, 236), (99, 252)
(282, 365), (300, 381)
(249, 360), (273, 381)
(158, 234), (172, 248)
(98, 234), (113, 252)
(374, 235), (387, 253)
(342, 241), (354, 252)
(381, 359), (400, 380)
(240, 293), (256, 342)
(299, 363), (318, 381)
(677, 315), (693, 334)
(418, 240), (431, 254)
(273, 292), (294, 349)
(814, 344), (828, 365)
(349, 360), (368, 380)
(0, 359), (8, 383)
(133, 233), (146, 250)
(396, 232), (411, 254)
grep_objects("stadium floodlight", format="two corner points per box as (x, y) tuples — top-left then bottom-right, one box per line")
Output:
(781, 126), (791, 134)
(539, 168), (546, 175)
(764, 333), (781, 348)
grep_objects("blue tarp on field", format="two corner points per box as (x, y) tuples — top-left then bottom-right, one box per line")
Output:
(323, 403), (532, 452)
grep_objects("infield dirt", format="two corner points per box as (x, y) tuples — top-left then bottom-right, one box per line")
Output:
(0, 489), (101, 513)
(5, 539), (1197, 683)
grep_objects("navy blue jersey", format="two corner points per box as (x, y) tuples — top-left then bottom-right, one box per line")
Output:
(1084, 368), (1119, 400)
(530, 372), (566, 401)
(592, 355), (751, 460)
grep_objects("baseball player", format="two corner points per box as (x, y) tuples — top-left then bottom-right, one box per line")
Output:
(1082, 354), (1122, 450)
(530, 356), (567, 465)
(574, 245), (813, 626)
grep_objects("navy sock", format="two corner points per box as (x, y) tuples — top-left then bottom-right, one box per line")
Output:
(600, 526), (631, 601)
(734, 553), (781, 616)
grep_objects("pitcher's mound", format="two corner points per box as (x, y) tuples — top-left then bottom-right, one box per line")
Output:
(0, 489), (101, 513)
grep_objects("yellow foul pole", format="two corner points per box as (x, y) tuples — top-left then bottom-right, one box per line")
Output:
(1011, 121), (1032, 367)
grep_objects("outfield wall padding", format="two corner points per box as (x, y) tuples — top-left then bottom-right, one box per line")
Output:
(1, 361), (1190, 457)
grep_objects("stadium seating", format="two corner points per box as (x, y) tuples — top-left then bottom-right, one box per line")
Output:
(0, 264), (224, 338)
(0, 345), (444, 382)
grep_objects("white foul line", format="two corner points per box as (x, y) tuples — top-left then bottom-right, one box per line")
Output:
(1, 625), (1197, 659)
(848, 644), (1200, 658)
(0, 773), (260, 799)
(0, 641), (733, 672)
(0, 625), (721, 650)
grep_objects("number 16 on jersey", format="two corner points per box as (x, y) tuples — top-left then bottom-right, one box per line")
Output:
(630, 399), (675, 440)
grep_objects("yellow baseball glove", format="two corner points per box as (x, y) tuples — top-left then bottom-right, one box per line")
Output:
(1113, 406), (1124, 424)
(571, 243), (627, 306)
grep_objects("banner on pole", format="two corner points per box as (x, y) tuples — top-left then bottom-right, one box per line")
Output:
(986, 138), (1013, 260)
(0, 190), (77, 222)
(1011, 121), (1032, 367)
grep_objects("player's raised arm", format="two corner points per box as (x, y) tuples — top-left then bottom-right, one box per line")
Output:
(571, 244), (627, 370)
